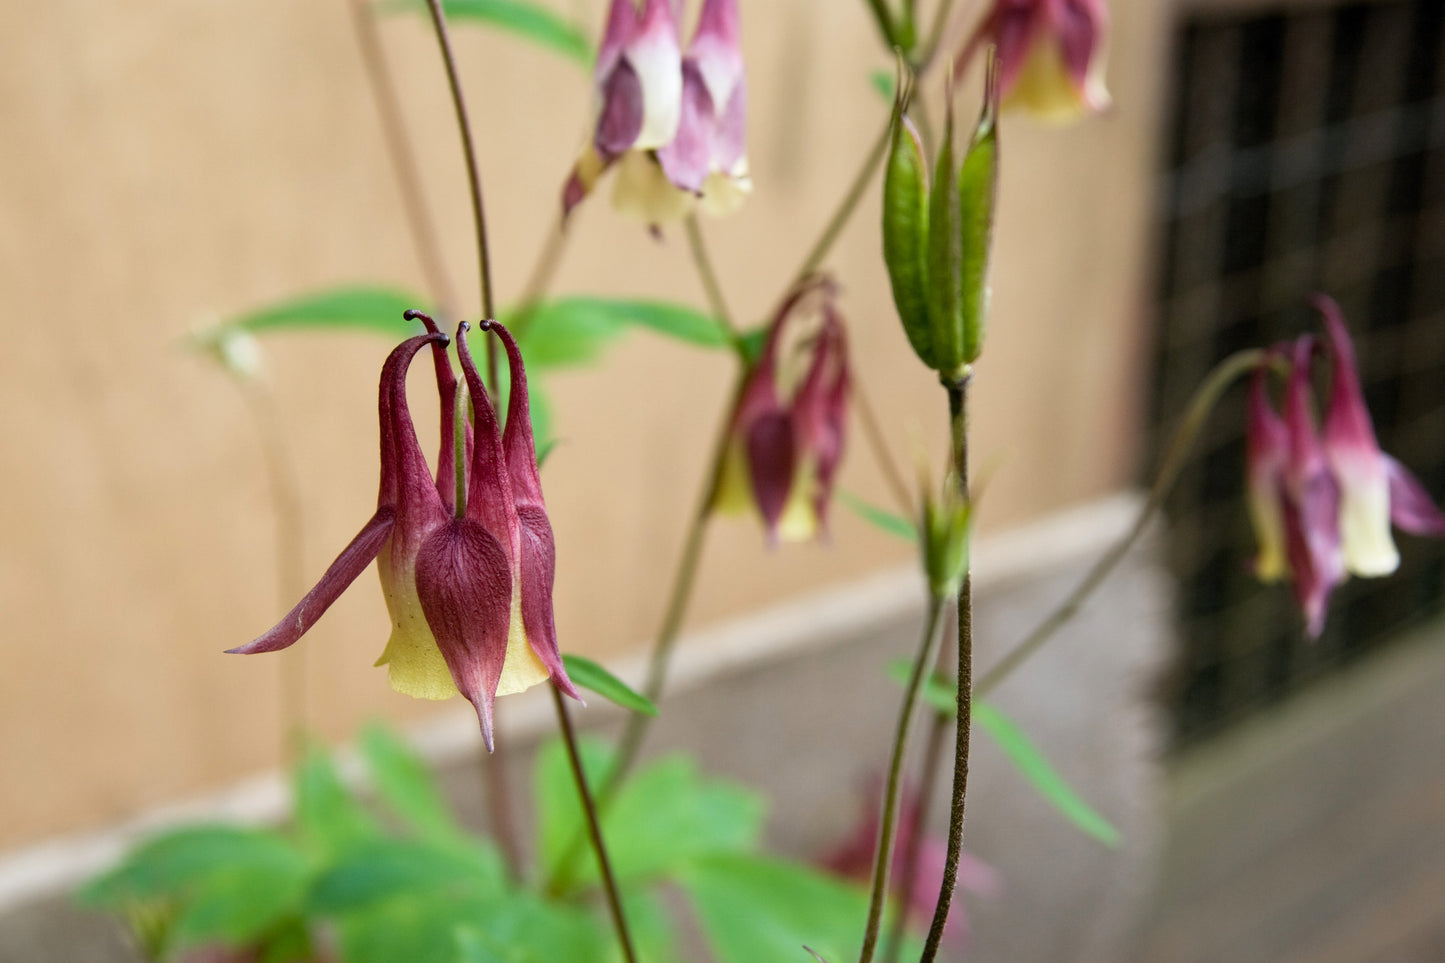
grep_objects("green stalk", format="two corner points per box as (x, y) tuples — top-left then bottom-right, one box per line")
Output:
(858, 595), (948, 963)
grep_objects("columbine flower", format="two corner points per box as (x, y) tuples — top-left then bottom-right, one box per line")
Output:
(564, 0), (749, 224)
(712, 278), (850, 543)
(954, 0), (1110, 123)
(1243, 298), (1445, 636)
(230, 314), (579, 749)
(1315, 294), (1445, 574)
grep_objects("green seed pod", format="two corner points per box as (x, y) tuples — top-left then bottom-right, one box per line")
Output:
(926, 103), (967, 380)
(958, 65), (1000, 365)
(882, 105), (935, 370)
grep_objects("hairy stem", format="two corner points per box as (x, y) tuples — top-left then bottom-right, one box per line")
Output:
(920, 376), (972, 962)
(974, 349), (1265, 697)
(551, 687), (639, 963)
(858, 595), (947, 963)
(422, 0), (499, 392)
(346, 0), (459, 320)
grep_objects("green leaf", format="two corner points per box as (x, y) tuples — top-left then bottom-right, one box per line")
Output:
(359, 723), (459, 842)
(336, 892), (489, 963)
(536, 739), (764, 891)
(169, 867), (308, 947)
(973, 701), (1121, 847)
(396, 0), (593, 67)
(678, 854), (878, 963)
(513, 297), (731, 368)
(562, 654), (657, 717)
(453, 894), (610, 963)
(870, 68), (895, 102)
(291, 745), (381, 860)
(838, 489), (917, 542)
(80, 826), (306, 908)
(308, 837), (503, 914)
(885, 659), (957, 717)
(200, 286), (429, 342)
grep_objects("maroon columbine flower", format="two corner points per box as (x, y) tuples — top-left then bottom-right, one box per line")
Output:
(230, 314), (579, 749)
(1243, 298), (1445, 636)
(954, 0), (1110, 123)
(712, 278), (850, 543)
(564, 0), (749, 224)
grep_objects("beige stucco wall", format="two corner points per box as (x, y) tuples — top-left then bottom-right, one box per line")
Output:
(0, 0), (1165, 852)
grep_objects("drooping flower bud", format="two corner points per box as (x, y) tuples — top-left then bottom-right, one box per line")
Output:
(712, 278), (850, 543)
(955, 0), (1110, 124)
(230, 314), (579, 750)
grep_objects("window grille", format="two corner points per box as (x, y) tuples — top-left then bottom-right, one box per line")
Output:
(1152, 0), (1445, 746)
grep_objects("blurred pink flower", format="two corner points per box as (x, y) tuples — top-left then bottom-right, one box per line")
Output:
(565, 0), (749, 224)
(954, 0), (1110, 123)
(821, 782), (1001, 944)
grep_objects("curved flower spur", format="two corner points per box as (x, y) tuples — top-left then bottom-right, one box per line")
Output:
(229, 314), (579, 750)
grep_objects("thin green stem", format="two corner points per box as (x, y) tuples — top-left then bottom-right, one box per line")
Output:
(863, 0), (897, 47)
(684, 213), (740, 347)
(859, 595), (948, 963)
(422, 0), (499, 393)
(973, 349), (1265, 698)
(881, 684), (947, 963)
(791, 119), (892, 287)
(920, 376), (972, 963)
(551, 686), (639, 963)
(346, 0), (459, 320)
(852, 374), (915, 517)
(914, 0), (959, 73)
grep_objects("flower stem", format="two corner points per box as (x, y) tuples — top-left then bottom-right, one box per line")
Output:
(973, 348), (1265, 698)
(852, 373), (915, 516)
(919, 375), (973, 963)
(422, 0), (499, 393)
(862, 0), (897, 47)
(550, 686), (639, 963)
(346, 0), (459, 320)
(858, 594), (947, 963)
(234, 375), (308, 762)
(684, 213), (740, 347)
(880, 681), (947, 963)
(791, 118), (892, 287)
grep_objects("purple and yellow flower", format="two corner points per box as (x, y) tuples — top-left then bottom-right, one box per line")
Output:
(564, 0), (749, 224)
(1243, 298), (1445, 636)
(955, 0), (1110, 123)
(230, 313), (579, 749)
(712, 278), (849, 543)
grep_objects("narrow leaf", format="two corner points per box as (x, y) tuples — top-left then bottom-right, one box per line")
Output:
(562, 654), (658, 716)
(200, 286), (429, 343)
(838, 489), (917, 542)
(514, 297), (731, 364)
(973, 702), (1121, 847)
(386, 0), (592, 66)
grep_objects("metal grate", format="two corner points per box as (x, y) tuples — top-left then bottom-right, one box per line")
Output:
(1152, 0), (1445, 746)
